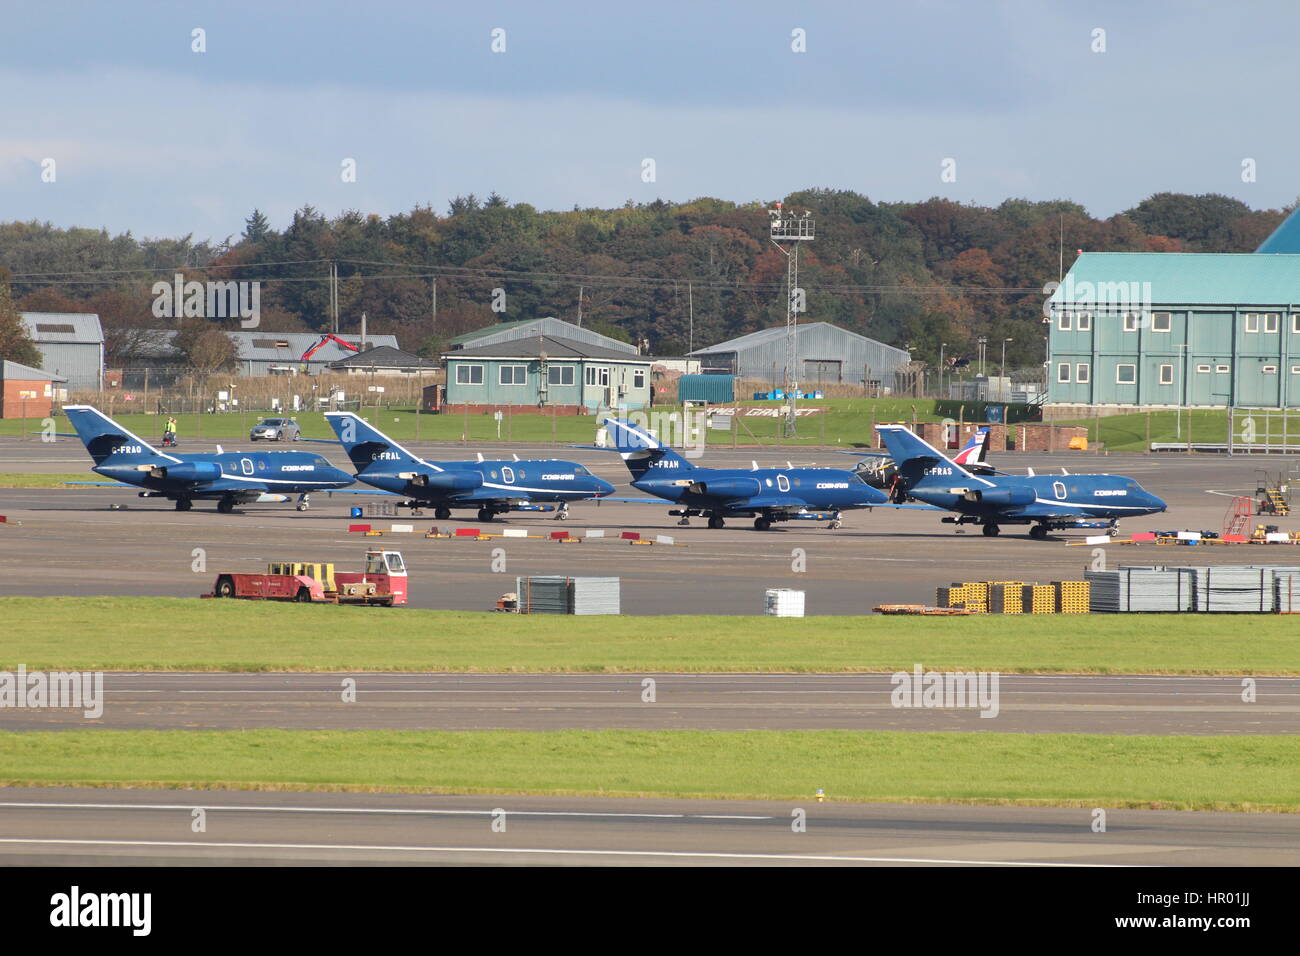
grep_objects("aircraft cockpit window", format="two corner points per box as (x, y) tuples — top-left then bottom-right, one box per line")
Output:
(574, 465), (592, 476)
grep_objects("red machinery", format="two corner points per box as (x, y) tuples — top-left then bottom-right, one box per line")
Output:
(204, 550), (408, 606)
(302, 334), (361, 362)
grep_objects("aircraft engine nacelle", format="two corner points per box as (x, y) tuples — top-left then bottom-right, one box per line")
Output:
(421, 471), (483, 492)
(687, 477), (763, 499)
(963, 485), (1035, 507)
(149, 461), (222, 482)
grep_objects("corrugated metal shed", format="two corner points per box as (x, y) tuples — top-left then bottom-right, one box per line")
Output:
(688, 322), (910, 386)
(19, 312), (104, 390)
(1048, 253), (1300, 306)
(450, 317), (638, 354)
(0, 360), (66, 383)
(678, 374), (735, 403)
(1257, 207), (1300, 254)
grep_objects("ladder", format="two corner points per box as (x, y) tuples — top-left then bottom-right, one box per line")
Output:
(1223, 495), (1253, 537)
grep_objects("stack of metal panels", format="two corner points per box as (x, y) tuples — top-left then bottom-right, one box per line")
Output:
(1274, 571), (1300, 613)
(516, 576), (572, 614)
(571, 577), (621, 615)
(765, 589), (806, 617)
(1195, 566), (1274, 613)
(516, 576), (621, 615)
(1086, 568), (1195, 612)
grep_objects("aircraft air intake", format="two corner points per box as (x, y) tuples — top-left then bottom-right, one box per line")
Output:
(688, 477), (763, 499)
(963, 485), (1036, 506)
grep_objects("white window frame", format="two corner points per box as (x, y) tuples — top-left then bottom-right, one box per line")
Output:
(1057, 363), (1071, 383)
(1076, 311), (1092, 331)
(498, 364), (527, 386)
(1293, 313), (1300, 334)
(633, 369), (646, 389)
(1122, 312), (1139, 332)
(547, 364), (575, 386)
(455, 363), (484, 385)
(1151, 312), (1171, 332)
(584, 365), (610, 387)
(1215, 364), (1230, 374)
(1196, 364), (1211, 373)
(1159, 364), (1174, 385)
(1058, 311), (1072, 331)
(1244, 313), (1259, 333)
(1075, 363), (1090, 384)
(1264, 312), (1280, 333)
(1291, 366), (1300, 375)
(1115, 364), (1137, 385)
(1262, 365), (1278, 374)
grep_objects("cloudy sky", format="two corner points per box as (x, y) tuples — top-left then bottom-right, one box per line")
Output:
(3, 1), (1297, 240)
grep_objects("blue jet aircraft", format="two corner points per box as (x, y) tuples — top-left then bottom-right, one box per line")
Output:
(600, 416), (889, 530)
(324, 411), (615, 521)
(875, 423), (1166, 539)
(63, 405), (354, 512)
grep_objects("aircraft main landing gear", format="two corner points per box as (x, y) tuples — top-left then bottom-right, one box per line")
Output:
(477, 507), (496, 522)
(677, 516), (690, 526)
(754, 516), (772, 531)
(175, 498), (192, 512)
(217, 497), (236, 514)
(982, 523), (1000, 537)
(707, 516), (725, 529)
(435, 507), (451, 520)
(1029, 524), (1048, 540)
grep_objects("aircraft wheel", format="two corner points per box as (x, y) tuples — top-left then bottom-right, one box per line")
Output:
(982, 523), (1000, 537)
(217, 498), (235, 514)
(175, 498), (192, 512)
(1029, 524), (1048, 540)
(1108, 525), (1120, 538)
(435, 507), (451, 520)
(477, 508), (495, 522)
(296, 503), (309, 512)
(754, 516), (772, 531)
(707, 516), (725, 529)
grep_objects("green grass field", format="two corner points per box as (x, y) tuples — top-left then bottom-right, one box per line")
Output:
(4, 597), (1297, 674)
(0, 473), (85, 488)
(1, 729), (1294, 810)
(0, 398), (1025, 448)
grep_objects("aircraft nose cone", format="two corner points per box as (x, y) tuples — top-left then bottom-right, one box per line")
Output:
(595, 478), (616, 496)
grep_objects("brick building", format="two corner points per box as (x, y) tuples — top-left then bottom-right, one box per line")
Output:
(0, 360), (67, 419)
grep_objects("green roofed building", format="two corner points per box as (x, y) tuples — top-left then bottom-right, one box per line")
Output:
(1046, 252), (1300, 411)
(441, 335), (653, 413)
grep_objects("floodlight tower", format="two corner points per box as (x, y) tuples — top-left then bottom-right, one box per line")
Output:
(768, 203), (815, 437)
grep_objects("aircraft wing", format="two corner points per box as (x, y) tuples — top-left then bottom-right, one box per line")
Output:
(595, 496), (669, 504)
(739, 496), (811, 512)
(326, 488), (402, 496)
(64, 481), (123, 487)
(868, 502), (944, 511)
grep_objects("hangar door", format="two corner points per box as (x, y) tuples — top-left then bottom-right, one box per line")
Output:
(803, 359), (842, 384)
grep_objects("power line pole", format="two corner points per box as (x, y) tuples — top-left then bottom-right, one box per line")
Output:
(431, 276), (437, 332)
(768, 203), (815, 438)
(687, 281), (694, 356)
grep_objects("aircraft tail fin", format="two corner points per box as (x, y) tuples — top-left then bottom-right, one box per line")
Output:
(952, 427), (990, 466)
(62, 405), (169, 467)
(324, 412), (422, 474)
(600, 416), (692, 481)
(876, 424), (985, 490)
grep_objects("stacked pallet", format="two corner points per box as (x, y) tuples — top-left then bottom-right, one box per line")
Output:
(987, 582), (1024, 614)
(1085, 567), (1193, 612)
(1022, 584), (1057, 614)
(515, 576), (621, 615)
(1054, 580), (1091, 614)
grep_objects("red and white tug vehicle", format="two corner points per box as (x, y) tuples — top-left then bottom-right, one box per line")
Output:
(204, 549), (408, 606)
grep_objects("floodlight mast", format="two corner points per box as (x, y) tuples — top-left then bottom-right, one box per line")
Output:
(768, 204), (815, 437)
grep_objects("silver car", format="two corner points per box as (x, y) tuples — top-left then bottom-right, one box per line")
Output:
(250, 417), (301, 442)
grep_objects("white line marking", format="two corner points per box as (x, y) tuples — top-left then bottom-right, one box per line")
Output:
(0, 837), (1129, 865)
(0, 802), (769, 820)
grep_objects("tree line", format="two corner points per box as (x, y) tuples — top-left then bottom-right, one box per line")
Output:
(0, 190), (1291, 373)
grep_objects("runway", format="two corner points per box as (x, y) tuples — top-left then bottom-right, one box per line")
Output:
(0, 786), (1293, 866)
(2, 673), (1295, 734)
(2, 439), (1297, 615)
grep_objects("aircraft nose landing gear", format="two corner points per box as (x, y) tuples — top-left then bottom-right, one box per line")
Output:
(554, 503), (570, 521)
(828, 512), (843, 530)
(296, 494), (310, 512)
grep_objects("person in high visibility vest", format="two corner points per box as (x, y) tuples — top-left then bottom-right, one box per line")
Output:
(164, 416), (178, 446)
